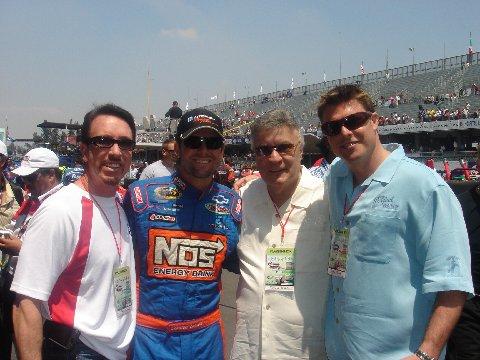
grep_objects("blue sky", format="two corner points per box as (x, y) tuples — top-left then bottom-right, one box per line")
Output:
(1, 0), (480, 138)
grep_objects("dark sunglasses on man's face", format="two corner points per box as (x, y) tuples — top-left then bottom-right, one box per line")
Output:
(254, 143), (297, 157)
(86, 136), (135, 150)
(321, 111), (372, 136)
(182, 136), (224, 150)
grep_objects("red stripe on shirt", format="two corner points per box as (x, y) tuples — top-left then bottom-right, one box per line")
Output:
(48, 196), (93, 326)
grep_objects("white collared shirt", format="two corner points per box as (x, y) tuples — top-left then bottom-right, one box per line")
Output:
(231, 167), (330, 359)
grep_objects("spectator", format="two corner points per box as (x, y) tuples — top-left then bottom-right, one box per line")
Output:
(231, 109), (330, 359)
(318, 84), (472, 360)
(12, 104), (137, 359)
(165, 101), (183, 134)
(139, 139), (177, 179)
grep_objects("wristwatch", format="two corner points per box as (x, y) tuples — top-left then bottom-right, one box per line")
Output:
(414, 349), (436, 360)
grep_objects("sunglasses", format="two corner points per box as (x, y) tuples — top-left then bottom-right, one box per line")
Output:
(321, 112), (372, 136)
(86, 136), (135, 150)
(254, 142), (298, 157)
(183, 136), (224, 150)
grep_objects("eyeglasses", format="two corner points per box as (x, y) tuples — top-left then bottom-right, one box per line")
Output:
(86, 136), (135, 150)
(254, 142), (298, 157)
(182, 136), (224, 150)
(321, 111), (372, 136)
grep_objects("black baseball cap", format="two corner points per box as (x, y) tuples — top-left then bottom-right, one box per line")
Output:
(176, 108), (224, 140)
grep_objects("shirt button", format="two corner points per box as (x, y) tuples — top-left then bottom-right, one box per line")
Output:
(272, 244), (276, 248)
(266, 305), (271, 310)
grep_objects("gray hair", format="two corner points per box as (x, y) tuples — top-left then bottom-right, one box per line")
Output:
(250, 109), (304, 149)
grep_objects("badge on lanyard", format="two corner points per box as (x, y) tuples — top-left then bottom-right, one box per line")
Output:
(265, 247), (295, 291)
(113, 266), (132, 317)
(327, 228), (349, 278)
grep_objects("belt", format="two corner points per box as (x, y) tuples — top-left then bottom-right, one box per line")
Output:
(137, 308), (221, 334)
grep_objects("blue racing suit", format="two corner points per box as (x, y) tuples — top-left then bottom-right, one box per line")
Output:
(124, 174), (241, 360)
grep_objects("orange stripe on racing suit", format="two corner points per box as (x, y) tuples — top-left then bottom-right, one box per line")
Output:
(137, 308), (221, 334)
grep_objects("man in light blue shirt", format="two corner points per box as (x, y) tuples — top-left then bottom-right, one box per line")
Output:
(318, 85), (473, 360)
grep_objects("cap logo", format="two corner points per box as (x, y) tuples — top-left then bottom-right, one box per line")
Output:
(194, 115), (214, 124)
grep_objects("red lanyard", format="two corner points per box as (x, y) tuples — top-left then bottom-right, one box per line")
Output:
(81, 177), (123, 263)
(271, 201), (295, 244)
(91, 194), (123, 263)
(343, 185), (369, 221)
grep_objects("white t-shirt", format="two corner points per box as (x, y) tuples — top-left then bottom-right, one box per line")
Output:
(231, 167), (330, 359)
(139, 160), (173, 179)
(11, 184), (136, 360)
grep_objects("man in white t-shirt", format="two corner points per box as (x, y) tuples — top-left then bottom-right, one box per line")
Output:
(0, 147), (62, 359)
(11, 104), (137, 359)
(231, 109), (330, 359)
(139, 138), (177, 179)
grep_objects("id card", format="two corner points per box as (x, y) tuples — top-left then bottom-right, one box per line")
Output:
(327, 228), (349, 278)
(113, 266), (132, 317)
(265, 247), (295, 291)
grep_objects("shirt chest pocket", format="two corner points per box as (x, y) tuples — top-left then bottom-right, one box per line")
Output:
(350, 211), (400, 264)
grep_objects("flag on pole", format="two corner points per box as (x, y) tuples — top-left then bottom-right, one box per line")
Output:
(291, 78), (294, 89)
(360, 61), (365, 75)
(260, 85), (263, 94)
(409, 47), (414, 52)
(185, 102), (189, 110)
(323, 72), (326, 82)
(210, 95), (217, 100)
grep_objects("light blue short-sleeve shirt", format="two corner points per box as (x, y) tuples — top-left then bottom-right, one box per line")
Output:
(325, 144), (473, 360)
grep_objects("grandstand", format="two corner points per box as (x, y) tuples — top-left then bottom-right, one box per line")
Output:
(137, 51), (480, 169)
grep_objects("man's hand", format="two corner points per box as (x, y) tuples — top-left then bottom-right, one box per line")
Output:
(0, 233), (22, 255)
(407, 291), (466, 360)
(13, 295), (44, 360)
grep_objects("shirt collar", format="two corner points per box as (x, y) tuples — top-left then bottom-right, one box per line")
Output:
(367, 143), (404, 185)
(249, 166), (320, 209)
(287, 166), (321, 209)
(331, 143), (404, 186)
(38, 183), (63, 202)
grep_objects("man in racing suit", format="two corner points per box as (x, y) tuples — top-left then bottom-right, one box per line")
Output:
(125, 108), (241, 359)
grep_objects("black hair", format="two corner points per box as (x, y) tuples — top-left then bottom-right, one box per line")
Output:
(38, 168), (62, 181)
(81, 103), (136, 143)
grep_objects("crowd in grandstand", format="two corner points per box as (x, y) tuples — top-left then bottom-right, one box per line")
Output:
(418, 103), (480, 121)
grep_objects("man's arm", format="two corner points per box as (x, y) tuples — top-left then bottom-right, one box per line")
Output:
(13, 294), (44, 360)
(0, 234), (22, 254)
(402, 290), (466, 360)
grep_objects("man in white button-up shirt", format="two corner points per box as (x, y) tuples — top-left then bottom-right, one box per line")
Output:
(230, 109), (330, 359)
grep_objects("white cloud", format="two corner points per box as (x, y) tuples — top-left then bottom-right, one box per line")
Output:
(160, 27), (198, 40)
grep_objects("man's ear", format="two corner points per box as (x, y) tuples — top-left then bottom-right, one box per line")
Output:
(371, 112), (379, 131)
(80, 142), (88, 165)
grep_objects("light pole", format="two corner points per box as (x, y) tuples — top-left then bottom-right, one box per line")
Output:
(409, 47), (415, 75)
(301, 72), (307, 87)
